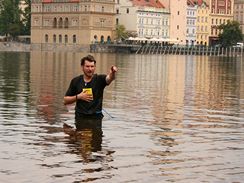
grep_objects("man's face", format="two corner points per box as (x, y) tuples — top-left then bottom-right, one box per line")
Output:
(82, 60), (96, 78)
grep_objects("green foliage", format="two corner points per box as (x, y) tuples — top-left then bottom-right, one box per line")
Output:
(0, 0), (29, 39)
(21, 0), (31, 35)
(218, 20), (243, 47)
(115, 24), (128, 41)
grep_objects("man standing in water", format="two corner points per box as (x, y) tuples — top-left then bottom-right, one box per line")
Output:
(64, 54), (117, 130)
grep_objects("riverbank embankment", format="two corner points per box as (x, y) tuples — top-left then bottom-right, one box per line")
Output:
(1, 42), (243, 57)
(0, 42), (90, 52)
(0, 42), (30, 52)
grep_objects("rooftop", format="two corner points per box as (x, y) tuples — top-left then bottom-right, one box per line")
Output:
(131, 0), (165, 9)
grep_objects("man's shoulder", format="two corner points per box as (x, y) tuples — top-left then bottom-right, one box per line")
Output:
(95, 74), (106, 79)
(94, 74), (106, 82)
(71, 75), (82, 83)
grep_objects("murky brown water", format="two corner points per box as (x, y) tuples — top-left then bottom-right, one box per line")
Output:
(0, 51), (244, 183)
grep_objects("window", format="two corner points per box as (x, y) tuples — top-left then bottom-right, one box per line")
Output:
(65, 35), (68, 43)
(45, 34), (48, 43)
(127, 8), (129, 14)
(58, 18), (63, 28)
(64, 18), (68, 28)
(107, 36), (111, 43)
(53, 18), (57, 28)
(101, 35), (104, 43)
(102, 6), (104, 12)
(53, 34), (56, 43)
(73, 35), (76, 43)
(59, 34), (62, 43)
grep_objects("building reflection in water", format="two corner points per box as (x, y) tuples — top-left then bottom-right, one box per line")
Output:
(112, 54), (244, 167)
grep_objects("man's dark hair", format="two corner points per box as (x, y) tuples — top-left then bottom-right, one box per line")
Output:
(81, 55), (96, 66)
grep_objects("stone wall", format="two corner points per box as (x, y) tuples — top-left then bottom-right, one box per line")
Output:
(30, 43), (90, 52)
(0, 42), (31, 52)
(0, 42), (90, 52)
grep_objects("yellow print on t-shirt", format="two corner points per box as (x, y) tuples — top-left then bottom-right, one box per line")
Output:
(83, 88), (93, 96)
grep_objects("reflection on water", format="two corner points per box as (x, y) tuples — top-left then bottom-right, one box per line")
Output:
(0, 51), (244, 182)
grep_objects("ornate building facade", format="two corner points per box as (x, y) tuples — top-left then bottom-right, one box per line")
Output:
(31, 0), (116, 49)
(116, 0), (170, 40)
(234, 0), (244, 34)
(209, 0), (234, 45)
(187, 0), (197, 45)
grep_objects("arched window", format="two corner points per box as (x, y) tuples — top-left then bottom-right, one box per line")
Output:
(53, 18), (57, 28)
(73, 35), (76, 43)
(107, 36), (111, 43)
(59, 34), (62, 43)
(94, 35), (98, 43)
(53, 34), (56, 43)
(45, 34), (48, 43)
(64, 17), (68, 28)
(100, 35), (104, 43)
(65, 35), (68, 43)
(58, 18), (63, 28)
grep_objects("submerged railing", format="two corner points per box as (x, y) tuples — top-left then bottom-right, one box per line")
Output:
(90, 43), (243, 56)
(136, 45), (243, 56)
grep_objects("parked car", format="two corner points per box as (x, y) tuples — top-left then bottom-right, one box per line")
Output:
(214, 44), (222, 48)
(232, 42), (243, 48)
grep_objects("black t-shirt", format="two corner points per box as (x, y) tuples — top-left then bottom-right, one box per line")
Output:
(65, 74), (108, 117)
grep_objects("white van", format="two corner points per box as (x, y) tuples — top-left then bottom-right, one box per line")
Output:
(233, 42), (243, 48)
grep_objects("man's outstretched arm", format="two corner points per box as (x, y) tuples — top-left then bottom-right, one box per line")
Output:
(106, 65), (118, 85)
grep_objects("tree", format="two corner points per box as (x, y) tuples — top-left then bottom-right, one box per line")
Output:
(115, 24), (128, 41)
(21, 0), (31, 35)
(218, 20), (243, 47)
(0, 0), (23, 39)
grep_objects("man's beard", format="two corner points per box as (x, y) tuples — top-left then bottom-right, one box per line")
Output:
(84, 71), (93, 78)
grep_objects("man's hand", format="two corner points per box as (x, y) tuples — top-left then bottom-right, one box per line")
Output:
(77, 90), (93, 102)
(111, 65), (118, 73)
(106, 65), (118, 85)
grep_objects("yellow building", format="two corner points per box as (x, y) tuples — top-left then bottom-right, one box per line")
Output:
(196, 1), (210, 46)
(31, 0), (116, 50)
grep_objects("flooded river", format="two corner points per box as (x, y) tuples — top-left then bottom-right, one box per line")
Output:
(0, 51), (244, 183)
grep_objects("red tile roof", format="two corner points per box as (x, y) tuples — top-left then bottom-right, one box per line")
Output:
(131, 0), (165, 9)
